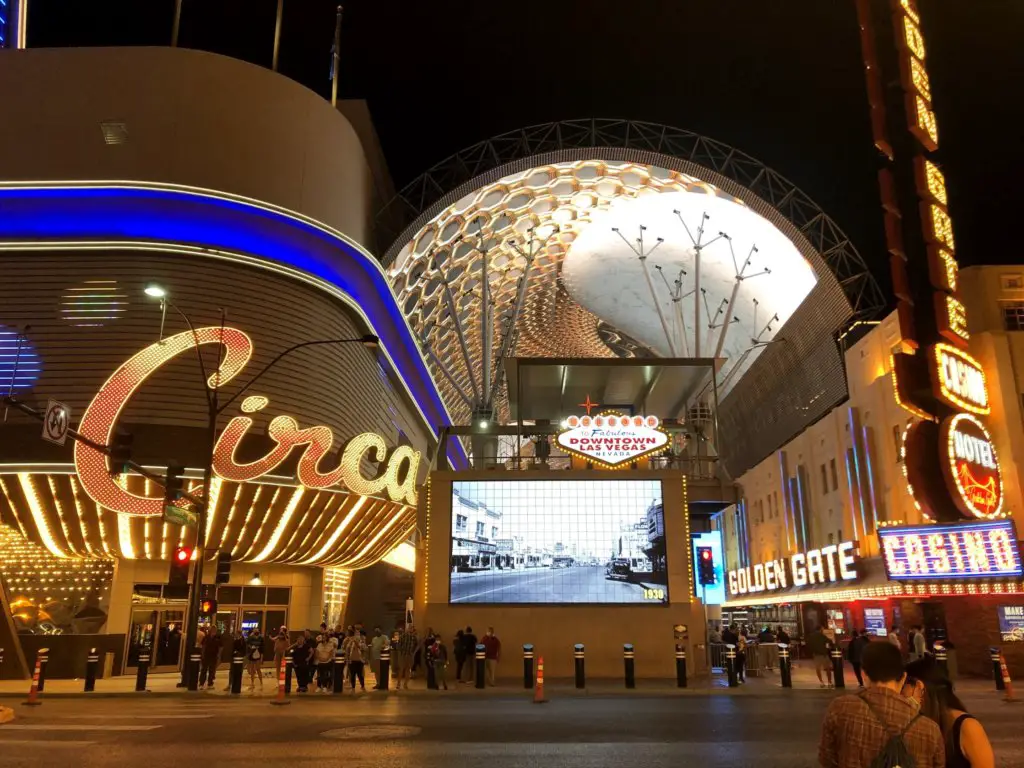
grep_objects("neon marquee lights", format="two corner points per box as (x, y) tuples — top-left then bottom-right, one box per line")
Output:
(941, 413), (1003, 519)
(74, 328), (420, 517)
(728, 541), (859, 596)
(556, 412), (668, 468)
(932, 343), (989, 415)
(879, 520), (1022, 580)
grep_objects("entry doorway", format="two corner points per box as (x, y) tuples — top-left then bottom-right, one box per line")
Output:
(126, 607), (186, 670)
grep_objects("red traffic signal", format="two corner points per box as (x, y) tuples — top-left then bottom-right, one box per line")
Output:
(174, 546), (192, 563)
(696, 546), (716, 586)
(169, 545), (193, 587)
(701, 549), (712, 560)
(199, 598), (218, 617)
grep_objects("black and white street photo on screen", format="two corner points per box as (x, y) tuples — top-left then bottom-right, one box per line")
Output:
(449, 479), (668, 604)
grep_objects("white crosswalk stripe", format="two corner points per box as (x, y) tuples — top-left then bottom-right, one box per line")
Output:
(0, 724), (161, 731)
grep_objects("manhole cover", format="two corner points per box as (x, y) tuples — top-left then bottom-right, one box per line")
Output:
(321, 725), (422, 740)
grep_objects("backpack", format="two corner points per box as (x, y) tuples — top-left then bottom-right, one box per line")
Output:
(860, 695), (922, 768)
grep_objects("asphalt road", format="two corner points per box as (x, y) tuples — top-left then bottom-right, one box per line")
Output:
(451, 566), (663, 604)
(6, 687), (1023, 767)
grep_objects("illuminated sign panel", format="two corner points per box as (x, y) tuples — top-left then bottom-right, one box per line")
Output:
(931, 344), (989, 415)
(941, 414), (1004, 519)
(879, 520), (1022, 580)
(727, 541), (859, 596)
(74, 328), (420, 517)
(556, 412), (668, 468)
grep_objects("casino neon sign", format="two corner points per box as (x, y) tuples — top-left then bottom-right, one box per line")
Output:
(879, 520), (1023, 580)
(74, 327), (420, 517)
(941, 413), (1003, 519)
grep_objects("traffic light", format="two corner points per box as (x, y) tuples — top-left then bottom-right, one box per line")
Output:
(109, 430), (134, 475)
(215, 552), (232, 584)
(164, 463), (185, 505)
(199, 597), (218, 617)
(697, 546), (716, 585)
(169, 545), (193, 587)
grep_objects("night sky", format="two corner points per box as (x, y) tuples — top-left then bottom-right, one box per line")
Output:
(27, 0), (1024, 284)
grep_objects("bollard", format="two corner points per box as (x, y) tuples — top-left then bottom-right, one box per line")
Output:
(84, 647), (99, 692)
(991, 647), (1005, 691)
(334, 648), (345, 694)
(186, 651), (202, 691)
(229, 653), (244, 694)
(523, 644), (535, 690)
(998, 652), (1019, 703)
(623, 644), (636, 689)
(135, 651), (151, 692)
(533, 655), (547, 703)
(271, 654), (291, 706)
(725, 643), (738, 687)
(22, 648), (46, 706)
(574, 644), (586, 689)
(475, 644), (486, 690)
(831, 647), (846, 689)
(36, 650), (49, 693)
(934, 644), (948, 678)
(778, 643), (792, 688)
(379, 646), (391, 691)
(285, 652), (294, 694)
(675, 644), (687, 688)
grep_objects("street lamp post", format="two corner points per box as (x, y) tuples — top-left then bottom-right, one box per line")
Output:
(144, 284), (378, 686)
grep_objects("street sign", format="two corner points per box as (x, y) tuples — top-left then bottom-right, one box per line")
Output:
(164, 504), (199, 529)
(42, 400), (71, 446)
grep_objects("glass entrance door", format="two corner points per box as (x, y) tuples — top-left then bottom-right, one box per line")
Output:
(155, 609), (186, 669)
(127, 609), (157, 668)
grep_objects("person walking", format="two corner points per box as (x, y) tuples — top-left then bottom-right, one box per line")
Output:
(888, 626), (902, 651)
(271, 625), (290, 678)
(292, 629), (315, 693)
(482, 627), (501, 686)
(904, 658), (996, 768)
(432, 635), (449, 691)
(848, 629), (870, 688)
(819, 641), (944, 768)
(736, 632), (747, 683)
(911, 625), (928, 661)
(807, 625), (833, 688)
(198, 625), (223, 690)
(777, 626), (790, 645)
(314, 632), (336, 693)
(395, 626), (418, 690)
(453, 629), (467, 682)
(343, 628), (367, 691)
(370, 627), (385, 689)
(462, 625), (478, 684)
(245, 627), (264, 691)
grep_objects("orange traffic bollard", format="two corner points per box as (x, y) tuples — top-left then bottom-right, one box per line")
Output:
(270, 657), (291, 706)
(22, 648), (47, 707)
(999, 653), (1020, 703)
(533, 655), (547, 704)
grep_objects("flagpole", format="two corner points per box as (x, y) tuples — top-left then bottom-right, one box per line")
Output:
(331, 5), (343, 107)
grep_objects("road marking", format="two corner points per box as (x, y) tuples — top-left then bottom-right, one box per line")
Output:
(322, 725), (422, 740)
(53, 714), (212, 720)
(0, 724), (161, 731)
(0, 739), (95, 747)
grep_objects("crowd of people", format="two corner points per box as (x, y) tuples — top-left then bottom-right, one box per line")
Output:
(193, 621), (503, 694)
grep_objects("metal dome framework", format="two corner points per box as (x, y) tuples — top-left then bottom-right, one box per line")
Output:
(377, 120), (886, 477)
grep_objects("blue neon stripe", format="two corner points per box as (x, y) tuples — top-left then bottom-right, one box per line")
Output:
(0, 184), (467, 468)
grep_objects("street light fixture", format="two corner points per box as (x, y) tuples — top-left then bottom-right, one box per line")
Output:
(141, 283), (381, 687)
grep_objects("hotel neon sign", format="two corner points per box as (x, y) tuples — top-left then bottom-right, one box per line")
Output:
(879, 520), (1022, 580)
(74, 327), (420, 517)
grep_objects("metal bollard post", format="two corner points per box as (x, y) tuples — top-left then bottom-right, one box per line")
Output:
(623, 644), (636, 689)
(675, 644), (687, 688)
(574, 644), (586, 689)
(186, 651), (201, 691)
(36, 650), (50, 693)
(334, 648), (345, 694)
(475, 644), (486, 690)
(991, 647), (1005, 691)
(379, 646), (391, 691)
(523, 644), (535, 690)
(778, 643), (792, 688)
(285, 652), (294, 694)
(135, 651), (151, 692)
(230, 653), (244, 694)
(725, 643), (738, 687)
(831, 647), (846, 689)
(934, 644), (948, 678)
(84, 647), (99, 692)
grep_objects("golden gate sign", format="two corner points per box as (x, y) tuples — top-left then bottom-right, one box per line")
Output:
(74, 327), (420, 517)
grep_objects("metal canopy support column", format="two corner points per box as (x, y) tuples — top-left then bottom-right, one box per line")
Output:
(615, 226), (675, 356)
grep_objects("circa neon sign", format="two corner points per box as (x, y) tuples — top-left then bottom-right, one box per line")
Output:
(556, 412), (668, 468)
(879, 520), (1022, 580)
(74, 327), (420, 517)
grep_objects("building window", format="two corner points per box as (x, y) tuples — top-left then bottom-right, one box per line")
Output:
(1002, 301), (1024, 331)
(828, 533), (834, 544)
(829, 459), (838, 491)
(491, 526), (498, 539)
(1002, 274), (1024, 290)
(774, 491), (780, 520)
(456, 514), (468, 533)
(820, 464), (828, 494)
(475, 521), (485, 537)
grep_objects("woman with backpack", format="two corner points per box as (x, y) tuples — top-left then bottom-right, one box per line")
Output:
(904, 658), (995, 768)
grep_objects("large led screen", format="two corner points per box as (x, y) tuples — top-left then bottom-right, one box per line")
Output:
(449, 479), (667, 604)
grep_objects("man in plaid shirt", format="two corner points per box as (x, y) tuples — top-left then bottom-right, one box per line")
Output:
(394, 626), (419, 690)
(819, 641), (944, 768)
